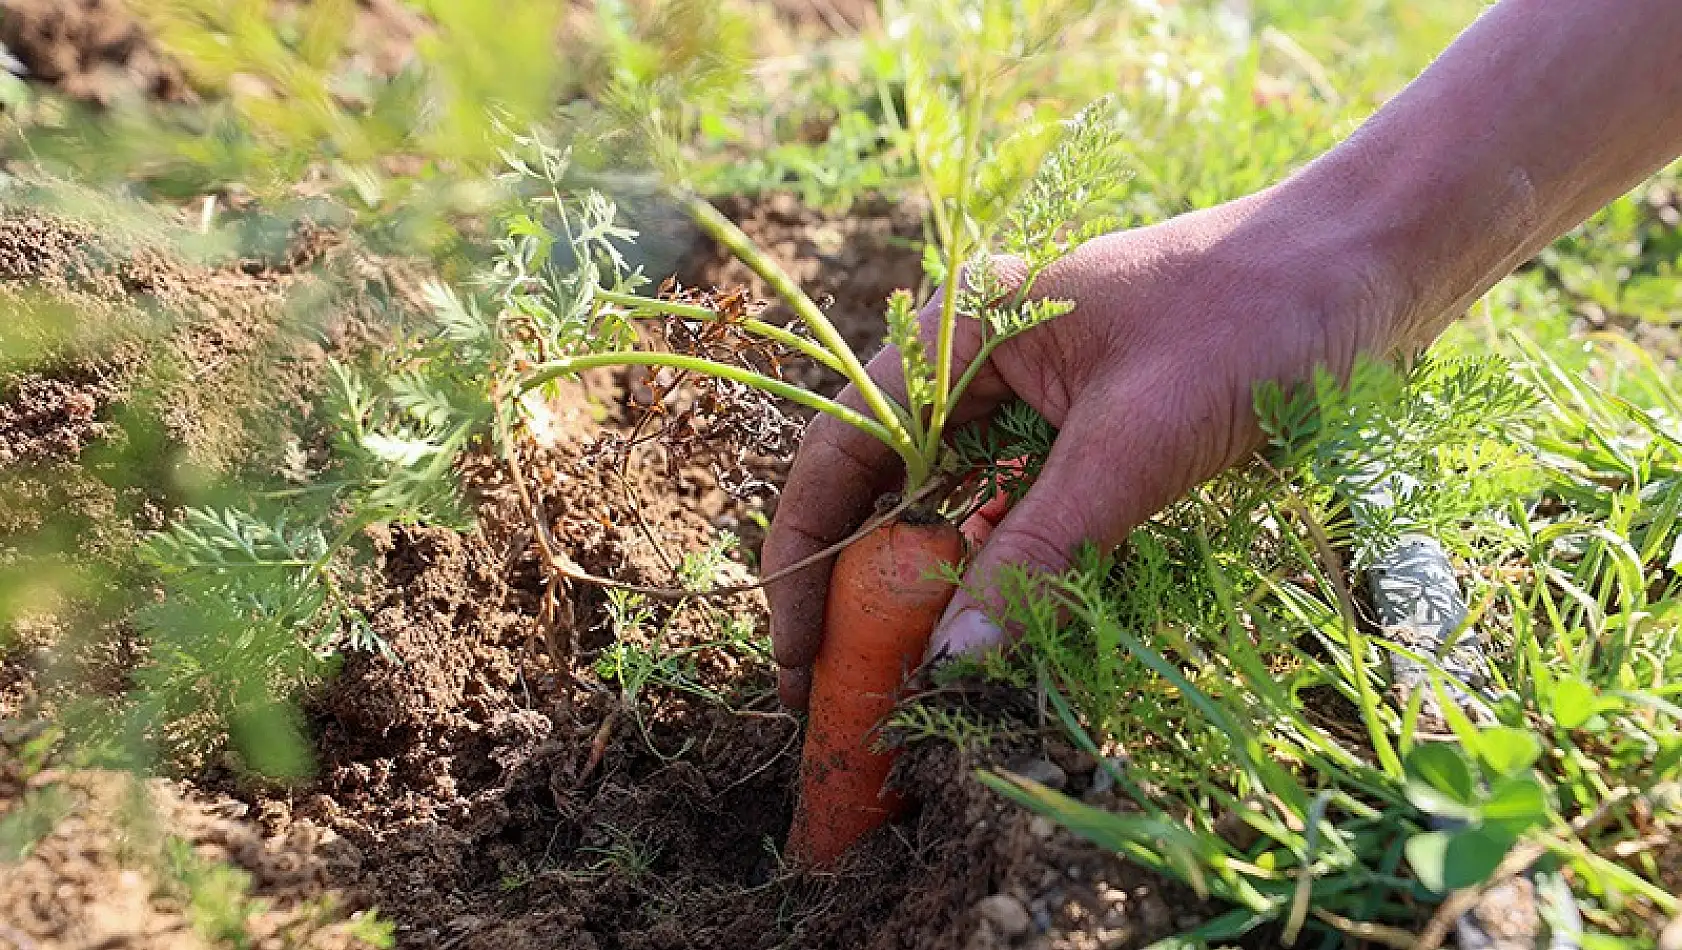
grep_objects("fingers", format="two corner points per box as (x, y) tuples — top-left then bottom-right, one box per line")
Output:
(764, 292), (1002, 709)
(928, 442), (1102, 660)
(763, 392), (901, 708)
(928, 377), (1217, 660)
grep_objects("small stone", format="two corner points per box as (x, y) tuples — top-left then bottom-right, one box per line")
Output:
(1031, 903), (1053, 932)
(1097, 927), (1135, 949)
(1658, 913), (1682, 950)
(1138, 894), (1172, 932)
(1028, 816), (1057, 840)
(962, 923), (1000, 950)
(1006, 757), (1068, 790)
(1060, 750), (1097, 775)
(975, 895), (1032, 938)
(1087, 766), (1115, 798)
(206, 798), (249, 820)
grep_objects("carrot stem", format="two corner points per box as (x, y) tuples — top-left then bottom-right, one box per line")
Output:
(677, 192), (930, 487)
(593, 287), (847, 374)
(519, 352), (904, 461)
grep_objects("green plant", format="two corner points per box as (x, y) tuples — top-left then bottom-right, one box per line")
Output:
(523, 0), (1126, 498)
(121, 341), (483, 768)
(0, 784), (74, 862)
(163, 836), (268, 948)
(10, 0), (565, 265)
(573, 821), (662, 883)
(963, 335), (1682, 944)
(595, 585), (773, 758)
(157, 834), (395, 949)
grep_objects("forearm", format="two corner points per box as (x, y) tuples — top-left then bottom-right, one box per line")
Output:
(1280, 0), (1682, 352)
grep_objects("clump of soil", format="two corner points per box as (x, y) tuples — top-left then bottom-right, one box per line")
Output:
(0, 724), (379, 950)
(0, 204), (379, 478)
(0, 0), (186, 104)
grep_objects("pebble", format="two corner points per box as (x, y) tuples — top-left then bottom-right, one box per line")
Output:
(1138, 894), (1172, 932)
(1097, 926), (1134, 949)
(1085, 765), (1115, 800)
(1005, 757), (1067, 790)
(1059, 750), (1097, 775)
(1028, 816), (1057, 840)
(975, 894), (1032, 938)
(1658, 914), (1682, 950)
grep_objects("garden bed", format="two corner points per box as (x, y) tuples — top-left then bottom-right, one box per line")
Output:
(0, 202), (1202, 950)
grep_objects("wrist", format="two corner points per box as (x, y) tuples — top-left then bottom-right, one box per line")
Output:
(1222, 174), (1420, 376)
(1250, 130), (1543, 375)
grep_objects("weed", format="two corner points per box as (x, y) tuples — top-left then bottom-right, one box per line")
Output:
(162, 835), (268, 947)
(0, 784), (74, 862)
(572, 821), (663, 884)
(678, 532), (741, 592)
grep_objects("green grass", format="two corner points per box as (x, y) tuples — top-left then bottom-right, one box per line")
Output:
(966, 337), (1679, 944)
(890, 4), (1682, 946)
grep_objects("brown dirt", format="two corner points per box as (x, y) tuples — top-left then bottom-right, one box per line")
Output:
(230, 434), (1199, 949)
(0, 199), (392, 746)
(0, 203), (382, 477)
(1, 724), (382, 950)
(0, 0), (186, 104)
(3, 192), (1200, 950)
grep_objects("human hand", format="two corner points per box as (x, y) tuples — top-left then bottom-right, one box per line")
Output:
(763, 188), (1406, 708)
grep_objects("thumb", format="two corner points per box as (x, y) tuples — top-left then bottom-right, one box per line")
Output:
(926, 377), (1211, 661)
(928, 427), (1112, 661)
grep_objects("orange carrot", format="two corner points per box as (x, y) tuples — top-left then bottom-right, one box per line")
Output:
(787, 516), (965, 868)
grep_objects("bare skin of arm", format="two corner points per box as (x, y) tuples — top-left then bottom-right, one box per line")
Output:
(764, 0), (1682, 708)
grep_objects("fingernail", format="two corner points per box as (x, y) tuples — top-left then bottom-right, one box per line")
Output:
(927, 606), (1003, 662)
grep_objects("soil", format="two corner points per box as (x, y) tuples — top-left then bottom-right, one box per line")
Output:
(0, 194), (1204, 950)
(0, 0), (186, 104)
(1, 726), (377, 950)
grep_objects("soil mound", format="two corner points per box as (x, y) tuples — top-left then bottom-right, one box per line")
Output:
(0, 0), (184, 103)
(1, 727), (377, 950)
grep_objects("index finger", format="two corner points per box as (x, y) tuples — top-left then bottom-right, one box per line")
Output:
(762, 356), (904, 709)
